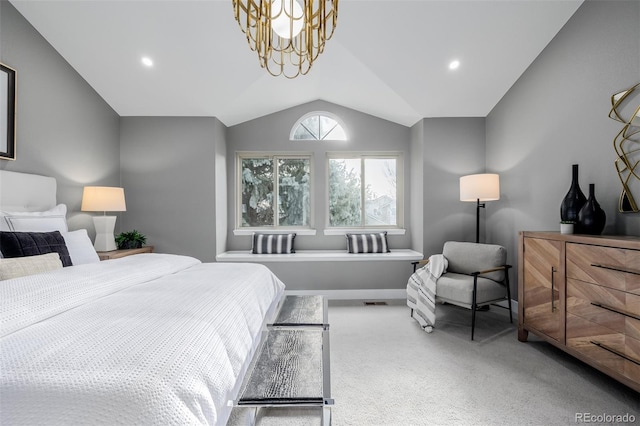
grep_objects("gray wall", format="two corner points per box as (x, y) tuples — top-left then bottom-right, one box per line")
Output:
(418, 118), (487, 259)
(486, 0), (640, 297)
(214, 122), (228, 256)
(120, 117), (226, 262)
(0, 1), (120, 236)
(254, 260), (413, 293)
(409, 120), (424, 253)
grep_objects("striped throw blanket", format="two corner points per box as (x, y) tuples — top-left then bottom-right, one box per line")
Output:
(406, 254), (448, 331)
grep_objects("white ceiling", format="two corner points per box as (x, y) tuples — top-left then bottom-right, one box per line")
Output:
(9, 0), (583, 127)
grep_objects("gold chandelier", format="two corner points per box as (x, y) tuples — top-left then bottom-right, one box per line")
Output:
(232, 0), (339, 78)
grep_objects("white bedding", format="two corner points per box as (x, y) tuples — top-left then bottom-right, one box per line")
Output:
(0, 254), (285, 425)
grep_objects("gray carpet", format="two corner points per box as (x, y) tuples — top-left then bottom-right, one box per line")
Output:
(230, 301), (639, 425)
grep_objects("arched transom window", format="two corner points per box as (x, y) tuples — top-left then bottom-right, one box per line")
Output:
(291, 112), (347, 141)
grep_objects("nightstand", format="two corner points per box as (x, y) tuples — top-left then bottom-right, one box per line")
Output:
(97, 246), (154, 260)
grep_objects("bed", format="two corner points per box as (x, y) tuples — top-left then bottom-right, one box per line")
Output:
(0, 170), (285, 425)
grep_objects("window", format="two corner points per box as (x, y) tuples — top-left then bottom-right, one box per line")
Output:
(238, 154), (312, 229)
(291, 112), (347, 141)
(327, 153), (402, 228)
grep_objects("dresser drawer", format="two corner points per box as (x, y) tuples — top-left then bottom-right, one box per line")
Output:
(567, 279), (640, 340)
(627, 337), (640, 383)
(628, 250), (640, 295)
(567, 313), (640, 384)
(566, 243), (640, 295)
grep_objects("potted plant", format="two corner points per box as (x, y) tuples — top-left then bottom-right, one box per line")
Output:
(115, 230), (147, 249)
(560, 221), (575, 235)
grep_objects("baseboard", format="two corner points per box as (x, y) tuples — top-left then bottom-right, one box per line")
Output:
(285, 289), (519, 314)
(285, 289), (407, 300)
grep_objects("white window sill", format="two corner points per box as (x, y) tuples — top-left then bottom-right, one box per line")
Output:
(233, 228), (317, 236)
(216, 249), (423, 263)
(323, 228), (406, 236)
(233, 228), (406, 236)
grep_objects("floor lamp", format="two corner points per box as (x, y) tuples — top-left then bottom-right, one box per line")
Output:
(460, 174), (500, 243)
(81, 186), (127, 251)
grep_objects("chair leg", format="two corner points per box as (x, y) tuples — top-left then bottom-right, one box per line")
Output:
(505, 274), (513, 324)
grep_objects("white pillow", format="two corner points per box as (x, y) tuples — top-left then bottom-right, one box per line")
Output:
(0, 252), (63, 280)
(62, 229), (100, 265)
(0, 204), (68, 232)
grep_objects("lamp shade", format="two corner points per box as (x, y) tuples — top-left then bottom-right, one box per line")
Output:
(81, 186), (126, 212)
(460, 174), (500, 202)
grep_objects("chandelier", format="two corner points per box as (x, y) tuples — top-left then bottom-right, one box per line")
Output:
(232, 0), (339, 78)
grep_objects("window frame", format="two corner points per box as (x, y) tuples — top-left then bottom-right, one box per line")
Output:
(290, 111), (348, 141)
(325, 151), (404, 234)
(235, 151), (315, 235)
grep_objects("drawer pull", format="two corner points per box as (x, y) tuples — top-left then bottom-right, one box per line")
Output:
(551, 266), (556, 312)
(590, 341), (640, 366)
(590, 263), (640, 276)
(590, 302), (640, 321)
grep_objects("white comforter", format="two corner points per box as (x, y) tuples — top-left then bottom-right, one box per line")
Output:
(0, 254), (285, 425)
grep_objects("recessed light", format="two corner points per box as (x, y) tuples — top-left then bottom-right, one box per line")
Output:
(449, 60), (460, 70)
(141, 57), (154, 67)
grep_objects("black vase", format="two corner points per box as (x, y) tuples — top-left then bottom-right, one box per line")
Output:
(560, 164), (587, 224)
(578, 183), (606, 235)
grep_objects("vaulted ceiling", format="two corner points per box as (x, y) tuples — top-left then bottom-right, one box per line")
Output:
(10, 0), (583, 127)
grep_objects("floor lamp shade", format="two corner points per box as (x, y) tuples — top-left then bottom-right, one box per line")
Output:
(460, 174), (500, 243)
(460, 174), (500, 202)
(81, 186), (126, 251)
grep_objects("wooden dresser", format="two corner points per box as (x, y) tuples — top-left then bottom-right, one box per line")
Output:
(518, 231), (640, 393)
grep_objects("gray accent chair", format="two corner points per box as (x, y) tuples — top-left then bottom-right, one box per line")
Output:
(411, 241), (513, 340)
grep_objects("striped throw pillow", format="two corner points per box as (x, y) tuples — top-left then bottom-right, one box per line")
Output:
(346, 232), (390, 253)
(251, 233), (296, 254)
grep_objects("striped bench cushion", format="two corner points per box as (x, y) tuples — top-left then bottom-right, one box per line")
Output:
(251, 233), (296, 254)
(346, 232), (390, 253)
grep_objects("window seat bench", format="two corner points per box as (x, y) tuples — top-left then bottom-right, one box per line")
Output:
(216, 249), (423, 263)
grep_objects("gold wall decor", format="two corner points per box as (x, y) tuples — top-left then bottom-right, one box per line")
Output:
(609, 82), (640, 212)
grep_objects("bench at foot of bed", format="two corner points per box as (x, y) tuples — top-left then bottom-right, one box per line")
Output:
(231, 295), (333, 426)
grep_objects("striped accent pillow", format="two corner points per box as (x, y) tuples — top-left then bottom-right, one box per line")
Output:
(346, 232), (390, 253)
(251, 233), (296, 254)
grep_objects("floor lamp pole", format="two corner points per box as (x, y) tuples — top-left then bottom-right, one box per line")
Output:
(475, 199), (486, 244)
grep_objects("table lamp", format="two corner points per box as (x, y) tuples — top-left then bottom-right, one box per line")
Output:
(81, 186), (127, 251)
(460, 174), (500, 243)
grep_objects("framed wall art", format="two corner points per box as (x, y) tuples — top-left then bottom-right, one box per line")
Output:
(1, 62), (17, 160)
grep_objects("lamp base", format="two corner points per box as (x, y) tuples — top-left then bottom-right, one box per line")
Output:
(93, 215), (117, 252)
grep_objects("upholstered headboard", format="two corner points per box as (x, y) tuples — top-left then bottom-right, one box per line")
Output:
(0, 170), (57, 212)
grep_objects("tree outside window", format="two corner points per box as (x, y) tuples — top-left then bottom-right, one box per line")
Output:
(240, 155), (311, 228)
(328, 155), (399, 227)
